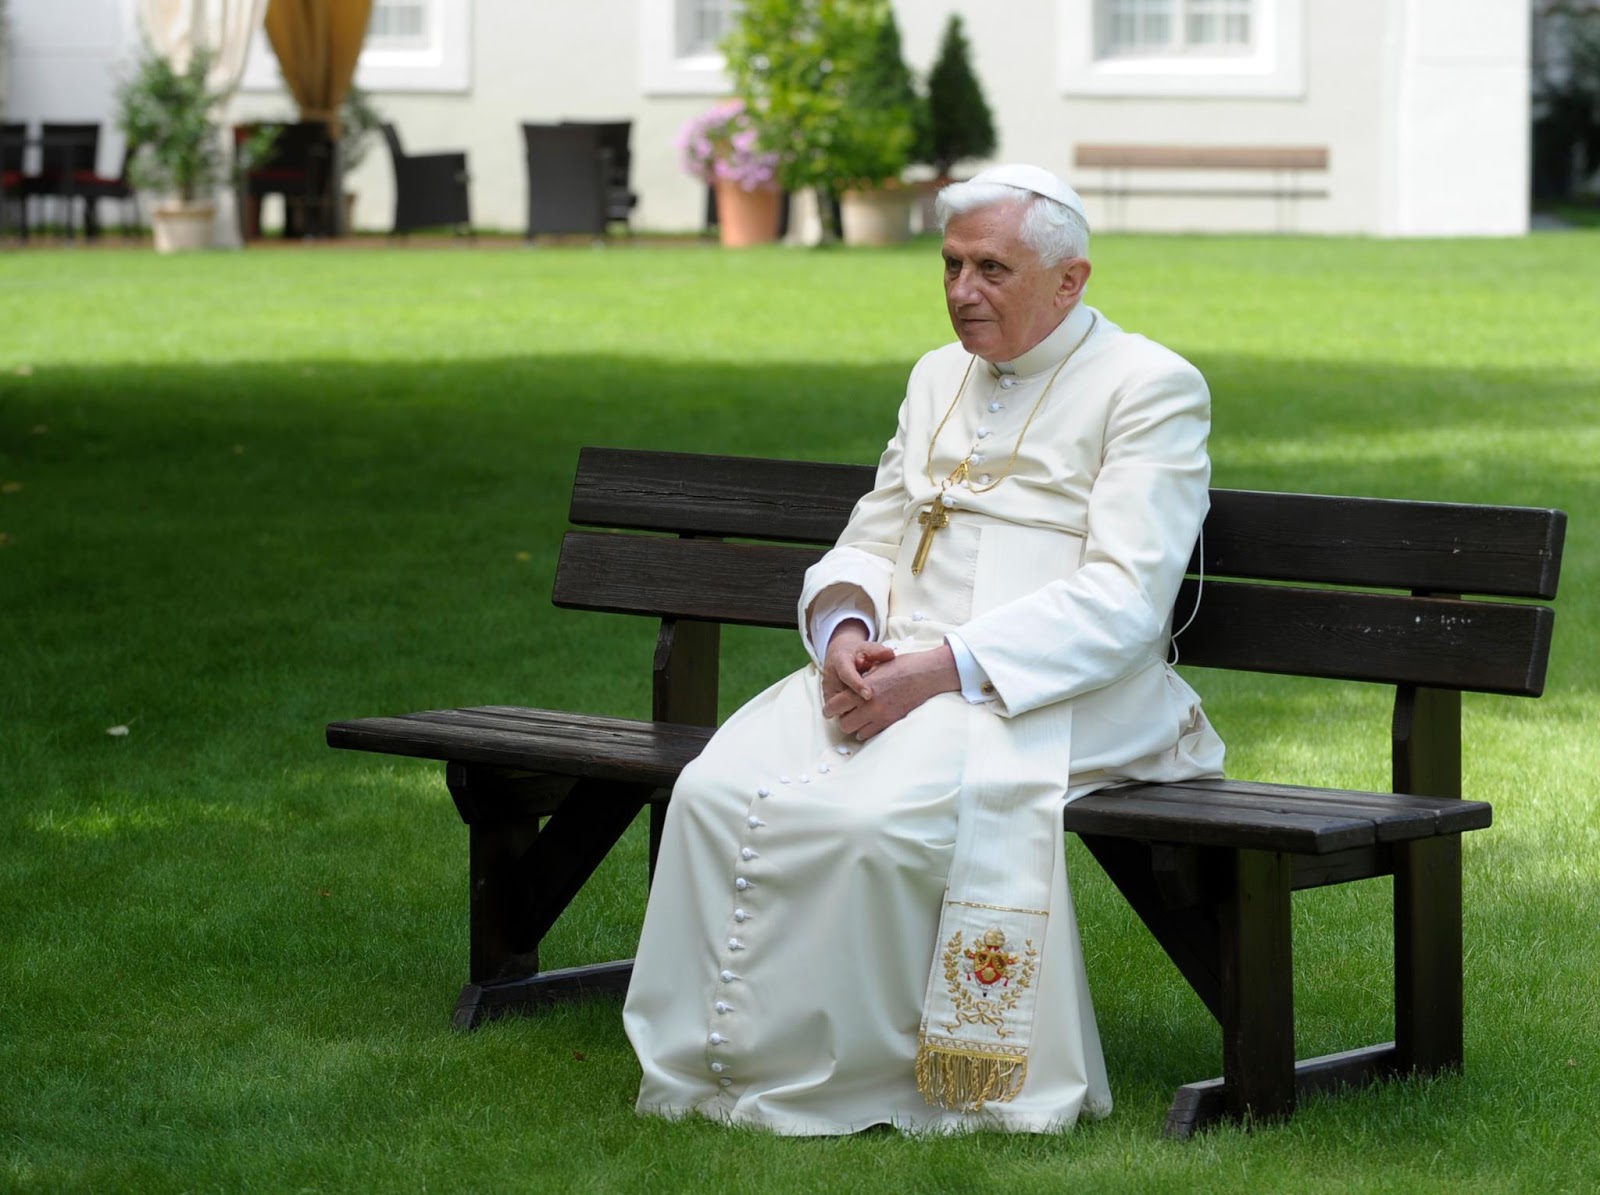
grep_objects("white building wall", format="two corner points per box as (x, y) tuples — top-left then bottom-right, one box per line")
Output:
(1, 0), (1534, 238)
(2, 0), (139, 175)
(1383, 0), (1530, 237)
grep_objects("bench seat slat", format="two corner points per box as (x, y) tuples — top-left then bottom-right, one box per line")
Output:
(1148, 779), (1492, 836)
(326, 708), (711, 786)
(1065, 792), (1375, 853)
(1086, 781), (1490, 842)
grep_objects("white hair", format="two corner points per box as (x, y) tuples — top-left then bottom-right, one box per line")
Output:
(934, 181), (1090, 267)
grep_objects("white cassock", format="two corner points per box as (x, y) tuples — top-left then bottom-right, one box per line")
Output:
(622, 302), (1227, 1135)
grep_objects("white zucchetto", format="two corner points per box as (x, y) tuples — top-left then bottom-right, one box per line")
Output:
(966, 164), (1088, 223)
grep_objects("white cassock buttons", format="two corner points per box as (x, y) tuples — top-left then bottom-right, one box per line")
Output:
(720, 970), (737, 982)
(836, 746), (851, 756)
(711, 1062), (726, 1073)
(798, 774), (810, 784)
(818, 763), (830, 774)
(980, 475), (992, 486)
(720, 1078), (733, 1087)
(747, 816), (765, 829)
(728, 938), (745, 950)
(709, 1033), (727, 1045)
(1000, 376), (1017, 390)
(735, 877), (750, 890)
(733, 909), (748, 922)
(989, 399), (1005, 411)
(740, 848), (757, 861)
(715, 1001), (732, 1013)
(780, 775), (791, 784)
(912, 611), (925, 622)
(977, 425), (991, 438)
(757, 787), (771, 798)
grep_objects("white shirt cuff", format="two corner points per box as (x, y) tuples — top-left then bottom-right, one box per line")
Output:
(810, 586), (876, 652)
(945, 632), (997, 703)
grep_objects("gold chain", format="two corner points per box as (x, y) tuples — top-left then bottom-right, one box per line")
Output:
(924, 314), (1098, 495)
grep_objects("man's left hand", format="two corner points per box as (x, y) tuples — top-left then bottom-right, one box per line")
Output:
(822, 643), (961, 741)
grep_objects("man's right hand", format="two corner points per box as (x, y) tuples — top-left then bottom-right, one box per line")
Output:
(820, 619), (896, 714)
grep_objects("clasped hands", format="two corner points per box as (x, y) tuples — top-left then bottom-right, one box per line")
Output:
(820, 620), (960, 741)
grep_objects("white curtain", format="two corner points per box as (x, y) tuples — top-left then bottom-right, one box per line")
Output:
(138, 0), (270, 246)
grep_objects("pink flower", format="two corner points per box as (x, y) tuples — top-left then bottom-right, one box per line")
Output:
(678, 99), (781, 191)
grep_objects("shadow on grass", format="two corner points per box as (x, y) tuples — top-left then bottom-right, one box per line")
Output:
(0, 348), (1593, 1178)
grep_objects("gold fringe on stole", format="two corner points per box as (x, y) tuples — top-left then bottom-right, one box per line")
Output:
(915, 1036), (1029, 1111)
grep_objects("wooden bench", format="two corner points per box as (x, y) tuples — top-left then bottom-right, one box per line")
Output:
(1073, 144), (1330, 231)
(327, 447), (1565, 1137)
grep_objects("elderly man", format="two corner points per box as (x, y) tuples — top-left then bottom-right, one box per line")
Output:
(622, 165), (1225, 1135)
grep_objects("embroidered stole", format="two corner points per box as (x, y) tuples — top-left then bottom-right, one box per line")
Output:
(915, 704), (1070, 1111)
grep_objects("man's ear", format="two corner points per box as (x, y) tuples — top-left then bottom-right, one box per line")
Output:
(1057, 258), (1092, 308)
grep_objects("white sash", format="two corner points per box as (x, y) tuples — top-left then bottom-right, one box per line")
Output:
(916, 704), (1070, 1110)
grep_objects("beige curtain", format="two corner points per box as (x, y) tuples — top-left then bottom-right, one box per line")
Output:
(138, 0), (270, 247)
(263, 0), (373, 138)
(139, 0), (269, 93)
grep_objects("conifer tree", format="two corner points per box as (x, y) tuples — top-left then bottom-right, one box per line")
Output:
(921, 14), (997, 178)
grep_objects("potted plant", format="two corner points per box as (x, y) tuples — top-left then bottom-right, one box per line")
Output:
(914, 12), (997, 228)
(678, 98), (783, 247)
(835, 3), (922, 245)
(723, 0), (917, 244)
(117, 47), (226, 251)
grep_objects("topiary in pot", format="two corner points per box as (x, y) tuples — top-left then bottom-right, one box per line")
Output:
(919, 14), (997, 181)
(723, 0), (917, 242)
(117, 48), (226, 249)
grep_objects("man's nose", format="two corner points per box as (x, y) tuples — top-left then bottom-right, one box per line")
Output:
(947, 266), (979, 305)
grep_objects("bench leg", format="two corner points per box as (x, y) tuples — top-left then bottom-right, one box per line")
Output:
(448, 766), (649, 1029)
(1394, 834), (1465, 1074)
(1219, 848), (1296, 1126)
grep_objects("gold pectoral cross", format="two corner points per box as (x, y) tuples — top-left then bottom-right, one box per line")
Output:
(912, 502), (949, 576)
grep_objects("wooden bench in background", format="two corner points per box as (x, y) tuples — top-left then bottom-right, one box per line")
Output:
(327, 447), (1564, 1137)
(1074, 144), (1331, 231)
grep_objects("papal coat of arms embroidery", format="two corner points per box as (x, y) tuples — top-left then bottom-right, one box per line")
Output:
(940, 926), (1038, 1037)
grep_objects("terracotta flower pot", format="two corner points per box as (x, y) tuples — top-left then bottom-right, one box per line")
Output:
(714, 178), (781, 248)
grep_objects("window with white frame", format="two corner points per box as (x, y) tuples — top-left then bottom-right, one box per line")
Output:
(240, 0), (471, 94)
(678, 0), (740, 59)
(367, 0), (430, 51)
(642, 0), (742, 96)
(1101, 0), (1254, 57)
(1062, 0), (1303, 97)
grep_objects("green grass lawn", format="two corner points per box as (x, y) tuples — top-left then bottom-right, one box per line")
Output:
(1, 234), (1597, 1193)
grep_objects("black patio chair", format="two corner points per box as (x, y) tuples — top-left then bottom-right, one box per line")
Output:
(26, 123), (100, 239)
(561, 120), (638, 232)
(77, 146), (139, 240)
(1, 123), (27, 240)
(382, 123), (470, 237)
(521, 123), (608, 239)
(237, 121), (335, 238)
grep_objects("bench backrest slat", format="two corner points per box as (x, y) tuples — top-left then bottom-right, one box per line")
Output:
(552, 532), (1556, 697)
(568, 449), (1566, 600)
(570, 447), (866, 544)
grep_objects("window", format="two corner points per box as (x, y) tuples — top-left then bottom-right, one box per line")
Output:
(368, 1), (429, 51)
(641, 0), (742, 96)
(240, 0), (471, 94)
(1102, 0), (1253, 57)
(1060, 0), (1303, 98)
(678, 0), (740, 59)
